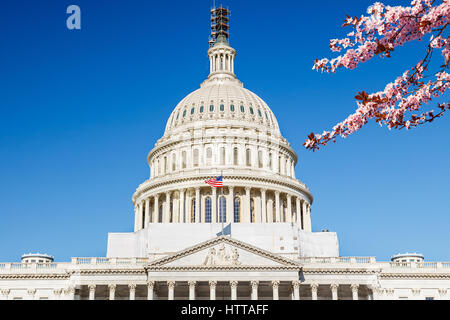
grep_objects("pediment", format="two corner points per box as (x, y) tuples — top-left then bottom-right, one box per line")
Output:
(147, 236), (300, 270)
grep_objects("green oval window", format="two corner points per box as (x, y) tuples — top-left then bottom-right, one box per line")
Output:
(191, 107), (195, 115)
(183, 110), (187, 117)
(210, 105), (214, 112)
(230, 104), (235, 112)
(240, 105), (245, 113)
(200, 106), (204, 113)
(220, 104), (224, 111)
(249, 107), (254, 115)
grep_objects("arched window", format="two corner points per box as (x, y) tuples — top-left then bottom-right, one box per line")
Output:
(205, 197), (212, 223)
(219, 196), (226, 223)
(269, 153), (273, 170)
(285, 159), (289, 176)
(258, 150), (263, 168)
(172, 154), (176, 171)
(182, 151), (186, 169)
(250, 198), (255, 223)
(272, 199), (276, 223)
(233, 147), (239, 165)
(190, 107), (195, 115)
(278, 156), (282, 174)
(200, 105), (204, 113)
(158, 204), (163, 223)
(220, 104), (225, 111)
(249, 107), (254, 115)
(246, 149), (251, 167)
(240, 105), (245, 113)
(206, 147), (212, 164)
(142, 207), (146, 229)
(230, 104), (235, 112)
(191, 198), (196, 223)
(282, 201), (286, 222)
(170, 201), (173, 222)
(193, 149), (199, 167)
(209, 104), (214, 112)
(164, 156), (168, 174)
(220, 147), (225, 165)
(234, 197), (241, 222)
(183, 109), (187, 117)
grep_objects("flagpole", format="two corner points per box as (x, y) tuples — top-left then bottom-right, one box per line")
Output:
(221, 170), (224, 236)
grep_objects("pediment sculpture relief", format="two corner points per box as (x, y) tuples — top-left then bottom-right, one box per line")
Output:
(202, 244), (241, 266)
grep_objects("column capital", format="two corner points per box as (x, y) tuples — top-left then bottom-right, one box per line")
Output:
(128, 283), (137, 290)
(167, 280), (176, 289)
(64, 286), (75, 295)
(230, 280), (238, 288)
(245, 187), (251, 192)
(147, 280), (155, 288)
(271, 280), (280, 288)
(88, 284), (96, 291)
(108, 284), (117, 290)
(411, 288), (420, 296)
(53, 288), (62, 295)
(330, 283), (339, 291)
(439, 288), (448, 296)
(260, 187), (267, 193)
(292, 280), (300, 289)
(209, 280), (218, 287)
(188, 280), (197, 287)
(27, 288), (36, 295)
(1, 289), (10, 296)
(350, 284), (359, 292)
(286, 193), (292, 199)
(310, 283), (319, 291)
(250, 280), (259, 288)
(275, 190), (280, 196)
(228, 186), (234, 191)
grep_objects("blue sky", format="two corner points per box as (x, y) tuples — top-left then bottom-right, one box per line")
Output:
(0, 0), (448, 262)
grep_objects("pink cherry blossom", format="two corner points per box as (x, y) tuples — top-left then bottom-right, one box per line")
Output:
(305, 0), (449, 151)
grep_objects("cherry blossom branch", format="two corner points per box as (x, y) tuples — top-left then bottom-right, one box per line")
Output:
(305, 0), (449, 151)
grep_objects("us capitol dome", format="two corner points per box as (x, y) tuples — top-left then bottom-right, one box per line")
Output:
(130, 33), (315, 232)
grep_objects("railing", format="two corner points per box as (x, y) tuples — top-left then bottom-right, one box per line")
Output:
(72, 257), (149, 265)
(297, 257), (376, 264)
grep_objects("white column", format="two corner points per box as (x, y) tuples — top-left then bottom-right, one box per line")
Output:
(351, 284), (359, 300)
(129, 284), (136, 300)
(331, 284), (339, 300)
(275, 191), (280, 222)
(167, 281), (175, 300)
(209, 281), (217, 300)
(147, 281), (155, 300)
(251, 280), (259, 300)
(245, 187), (251, 223)
(370, 285), (380, 300)
(144, 198), (150, 227)
(188, 281), (196, 300)
(134, 207), (139, 231)
(307, 204), (312, 231)
(0, 289), (10, 301)
(180, 189), (185, 223)
(108, 284), (116, 300)
(272, 280), (280, 300)
(195, 187), (200, 223)
(292, 281), (300, 300)
(302, 201), (308, 231)
(64, 287), (75, 300)
(286, 194), (292, 223)
(138, 202), (144, 230)
(230, 281), (238, 300)
(212, 187), (217, 223)
(53, 289), (62, 300)
(261, 189), (267, 223)
(296, 198), (301, 227)
(311, 284), (318, 300)
(27, 289), (36, 300)
(154, 194), (159, 223)
(227, 186), (234, 223)
(88, 284), (96, 300)
(165, 192), (171, 223)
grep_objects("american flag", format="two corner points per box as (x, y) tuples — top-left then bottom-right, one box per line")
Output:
(205, 175), (223, 187)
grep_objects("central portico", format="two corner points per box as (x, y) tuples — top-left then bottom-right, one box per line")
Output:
(145, 236), (302, 300)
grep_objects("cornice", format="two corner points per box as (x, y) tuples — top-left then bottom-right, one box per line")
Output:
(133, 173), (313, 204)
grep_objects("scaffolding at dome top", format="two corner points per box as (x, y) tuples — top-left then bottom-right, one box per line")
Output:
(209, 6), (230, 47)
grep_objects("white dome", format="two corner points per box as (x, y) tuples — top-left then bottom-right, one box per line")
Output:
(164, 81), (281, 138)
